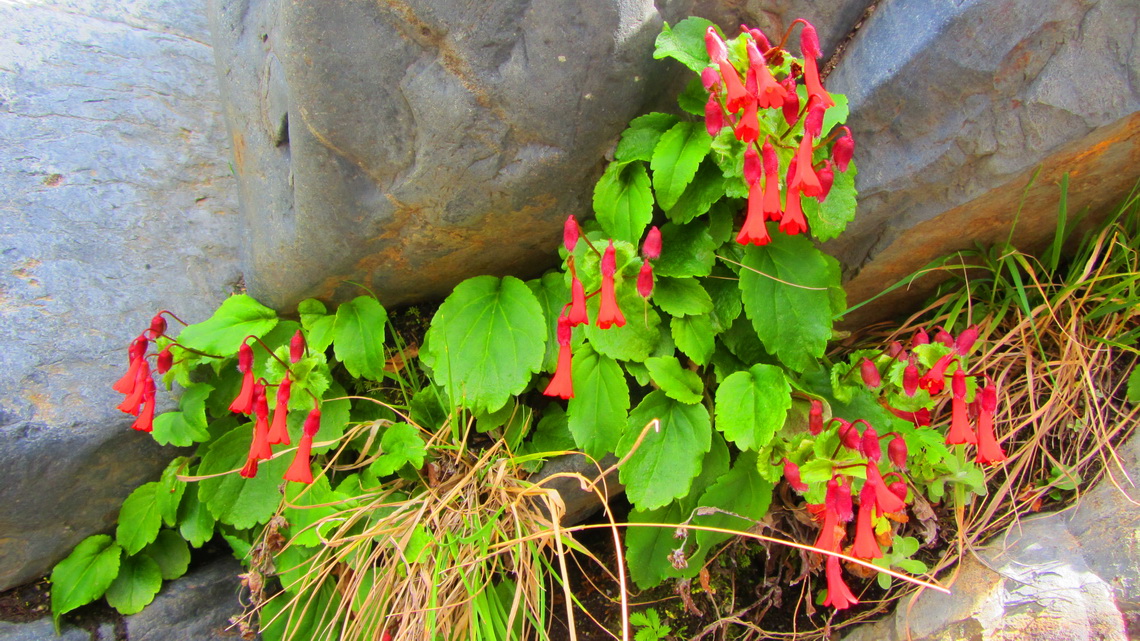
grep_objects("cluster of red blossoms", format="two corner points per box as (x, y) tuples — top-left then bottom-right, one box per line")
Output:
(113, 315), (322, 485)
(702, 21), (854, 245)
(543, 217), (661, 399)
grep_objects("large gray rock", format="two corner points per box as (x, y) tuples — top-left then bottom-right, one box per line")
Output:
(125, 555), (245, 641)
(211, 0), (871, 311)
(824, 0), (1140, 325)
(842, 432), (1140, 641)
(0, 0), (241, 590)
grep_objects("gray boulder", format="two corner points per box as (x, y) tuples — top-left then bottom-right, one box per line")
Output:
(0, 0), (241, 590)
(125, 555), (246, 641)
(824, 0), (1140, 325)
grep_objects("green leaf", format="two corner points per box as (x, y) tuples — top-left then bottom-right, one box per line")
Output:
(715, 364), (792, 451)
(594, 162), (654, 245)
(651, 277), (713, 317)
(50, 535), (122, 626)
(1128, 364), (1140, 403)
(653, 17), (716, 73)
(143, 530), (190, 581)
(175, 294), (278, 356)
(720, 315), (767, 364)
(617, 391), (712, 510)
(671, 314), (716, 366)
(738, 236), (833, 371)
(615, 113), (680, 163)
(283, 476), (347, 547)
(105, 554), (162, 616)
(298, 298), (336, 353)
(566, 345), (629, 460)
(177, 490), (215, 548)
(371, 423), (427, 476)
(802, 160), (858, 242)
(820, 93), (849, 137)
(653, 221), (716, 278)
(676, 76), (709, 116)
(293, 381), (351, 455)
(651, 122), (713, 210)
(528, 272), (571, 373)
(583, 290), (661, 362)
(156, 457), (188, 527)
(528, 405), (576, 453)
(151, 383), (213, 447)
(197, 426), (291, 529)
(625, 500), (693, 589)
(693, 451), (773, 552)
(664, 159), (726, 224)
(423, 275), (546, 414)
(116, 482), (163, 555)
(645, 356), (703, 404)
(703, 270), (742, 333)
(332, 296), (389, 380)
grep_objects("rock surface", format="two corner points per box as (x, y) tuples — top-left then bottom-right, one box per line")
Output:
(842, 432), (1140, 641)
(0, 0), (241, 590)
(211, 0), (871, 311)
(124, 555), (245, 641)
(825, 0), (1140, 325)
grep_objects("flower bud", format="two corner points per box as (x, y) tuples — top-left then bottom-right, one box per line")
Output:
(888, 481), (908, 502)
(860, 358), (880, 388)
(704, 95), (725, 136)
(888, 341), (906, 361)
(637, 261), (654, 298)
(981, 382), (998, 413)
(156, 346), (173, 374)
(805, 100), (825, 138)
(956, 325), (979, 355)
(952, 368), (967, 399)
(817, 160), (834, 201)
(642, 226), (662, 260)
(237, 342), (254, 374)
(832, 131), (854, 172)
(290, 330), (305, 363)
(800, 22), (822, 59)
(149, 313), (167, 339)
(303, 405), (322, 437)
(563, 215), (579, 253)
(743, 146), (762, 185)
(601, 240), (617, 277)
(705, 26), (728, 63)
(835, 477), (853, 522)
(781, 77), (800, 126)
(783, 458), (808, 493)
(838, 420), (861, 451)
(935, 327), (954, 348)
(862, 426), (881, 462)
(809, 399), (823, 435)
(912, 327), (930, 347)
(700, 67), (720, 92)
(744, 25), (771, 52)
(903, 358), (919, 396)
(888, 435), (908, 469)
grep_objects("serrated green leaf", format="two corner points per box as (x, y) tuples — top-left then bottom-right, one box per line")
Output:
(720, 315), (767, 364)
(645, 356), (703, 404)
(693, 451), (773, 552)
(423, 275), (546, 414)
(671, 314), (716, 366)
(677, 76), (709, 116)
(105, 553), (162, 616)
(371, 423), (427, 476)
(651, 122), (713, 210)
(175, 294), (278, 356)
(298, 299), (336, 353)
(703, 270), (742, 333)
(594, 162), (654, 245)
(653, 221), (717, 279)
(652, 277), (713, 317)
(50, 535), (122, 625)
(251, 320), (302, 381)
(197, 426), (291, 529)
(284, 476), (347, 547)
(116, 482), (163, 555)
(715, 364), (792, 451)
(665, 159), (726, 224)
(143, 530), (190, 581)
(157, 457), (188, 527)
(151, 383), (213, 447)
(286, 381), (350, 455)
(738, 237), (833, 371)
(653, 17), (716, 73)
(618, 391), (712, 510)
(583, 289), (661, 362)
(332, 296), (389, 381)
(566, 345), (629, 460)
(528, 272), (571, 373)
(176, 489), (215, 548)
(529, 405), (576, 453)
(821, 93), (849, 137)
(615, 113), (680, 163)
(802, 160), (858, 242)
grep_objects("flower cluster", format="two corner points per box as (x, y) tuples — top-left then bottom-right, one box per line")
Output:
(113, 312), (180, 433)
(543, 217), (660, 399)
(701, 21), (854, 245)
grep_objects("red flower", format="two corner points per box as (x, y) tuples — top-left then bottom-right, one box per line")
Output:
(912, 327), (930, 347)
(865, 462), (905, 514)
(955, 325), (979, 355)
(250, 382), (273, 460)
(148, 313), (167, 339)
(736, 181), (772, 246)
(860, 358), (880, 388)
(837, 419), (861, 451)
(903, 357), (919, 396)
(804, 100), (826, 138)
(832, 128), (854, 172)
(701, 67), (720, 92)
(636, 261), (655, 298)
(935, 328), (954, 348)
(975, 383), (1006, 465)
(733, 98), (759, 143)
(918, 353), (956, 395)
(116, 360), (151, 416)
(284, 405), (322, 484)
(563, 215), (580, 253)
(267, 375), (291, 446)
(822, 555), (858, 610)
(704, 95), (725, 137)
(779, 185), (809, 235)
(761, 142), (783, 221)
(884, 405), (932, 426)
(113, 335), (149, 395)
(596, 241), (626, 329)
(704, 26), (728, 64)
(852, 483), (882, 559)
(834, 477), (854, 522)
(743, 146), (762, 186)
(130, 377), (157, 433)
(718, 60), (750, 114)
(745, 40), (785, 109)
(817, 160), (834, 201)
(156, 346), (174, 374)
(862, 425), (882, 462)
(781, 76), (800, 126)
(568, 263), (590, 327)
(800, 23), (835, 109)
(783, 458), (808, 493)
(642, 226), (662, 260)
(946, 369), (977, 445)
(790, 134), (822, 198)
(809, 399), (823, 435)
(888, 435), (908, 469)
(290, 330), (305, 363)
(543, 316), (574, 399)
(814, 479), (843, 551)
(743, 25), (770, 52)
(229, 342), (256, 414)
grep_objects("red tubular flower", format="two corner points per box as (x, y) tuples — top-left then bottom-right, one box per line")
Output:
(705, 26), (728, 64)
(719, 60), (751, 114)
(251, 383), (273, 460)
(918, 353), (956, 395)
(563, 215), (580, 253)
(838, 419), (861, 451)
(946, 395), (976, 445)
(642, 226), (662, 260)
(130, 377), (157, 433)
(835, 477), (854, 522)
(284, 406), (321, 484)
(862, 425), (882, 463)
(733, 98), (759, 143)
(743, 146), (762, 186)
(781, 76), (800, 126)
(267, 376), (292, 446)
(800, 23), (835, 109)
(817, 160), (834, 201)
(779, 185), (809, 235)
(955, 325), (979, 355)
(783, 458), (808, 493)
(636, 261), (654, 298)
(596, 241), (626, 329)
(975, 383), (1006, 465)
(832, 128), (854, 172)
(543, 316), (574, 399)
(761, 142), (783, 220)
(745, 40), (785, 108)
(885, 405), (932, 426)
(852, 483), (882, 559)
(790, 134), (822, 197)
(117, 360), (151, 415)
(229, 342), (256, 414)
(148, 313), (167, 339)
(815, 479), (843, 551)
(822, 555), (859, 610)
(704, 96), (725, 136)
(290, 330), (305, 363)
(866, 463), (906, 514)
(912, 327), (930, 347)
(860, 358), (880, 388)
(935, 328), (954, 348)
(809, 399), (823, 435)
(114, 336), (150, 395)
(568, 263), (590, 327)
(888, 435), (908, 469)
(804, 100), (826, 138)
(903, 357), (920, 396)
(951, 367), (967, 398)
(701, 67), (720, 92)
(156, 346), (174, 375)
(744, 25), (771, 52)
(736, 181), (772, 246)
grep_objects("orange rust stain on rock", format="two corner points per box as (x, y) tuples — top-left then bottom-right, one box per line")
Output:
(232, 130), (247, 175)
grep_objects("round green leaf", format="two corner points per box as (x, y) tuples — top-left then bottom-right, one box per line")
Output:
(143, 530), (190, 581)
(298, 298), (336, 353)
(653, 17), (716, 73)
(671, 314), (716, 366)
(50, 535), (122, 625)
(175, 294), (278, 356)
(177, 489), (216, 548)
(371, 422), (427, 477)
(652, 277), (713, 317)
(333, 296), (389, 381)
(151, 383), (213, 447)
(617, 391), (712, 510)
(693, 451), (773, 552)
(105, 554), (163, 616)
(652, 221), (716, 279)
(651, 122), (713, 211)
(197, 426), (291, 530)
(423, 276), (546, 414)
(583, 289), (661, 363)
(714, 364), (791, 451)
(645, 356), (703, 404)
(116, 482), (163, 555)
(594, 162), (654, 245)
(566, 345), (629, 460)
(802, 159), (857, 242)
